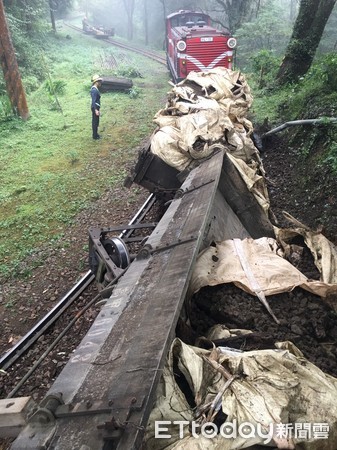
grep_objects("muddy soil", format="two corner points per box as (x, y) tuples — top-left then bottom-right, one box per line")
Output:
(186, 135), (337, 378)
(190, 284), (337, 378)
(260, 132), (337, 245)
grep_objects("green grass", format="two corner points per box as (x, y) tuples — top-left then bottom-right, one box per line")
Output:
(0, 24), (169, 279)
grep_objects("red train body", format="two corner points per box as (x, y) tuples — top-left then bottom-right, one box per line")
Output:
(166, 10), (237, 83)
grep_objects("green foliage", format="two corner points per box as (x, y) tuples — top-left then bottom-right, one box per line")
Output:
(274, 54), (337, 121)
(44, 79), (67, 96)
(235, 0), (293, 70)
(250, 50), (281, 89)
(323, 142), (337, 173)
(0, 96), (14, 121)
(42, 73), (66, 113)
(251, 51), (337, 125)
(286, 38), (314, 60)
(116, 65), (143, 78)
(304, 54), (337, 92)
(66, 150), (80, 165)
(23, 76), (41, 94)
(4, 1), (47, 33)
(128, 86), (142, 98)
(250, 48), (337, 192)
(4, 4), (50, 79)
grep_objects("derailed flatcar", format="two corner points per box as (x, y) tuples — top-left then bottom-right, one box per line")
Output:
(82, 17), (114, 38)
(166, 10), (237, 82)
(6, 69), (337, 450)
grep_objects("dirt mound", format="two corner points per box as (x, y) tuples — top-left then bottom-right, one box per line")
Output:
(190, 283), (337, 378)
(261, 133), (337, 246)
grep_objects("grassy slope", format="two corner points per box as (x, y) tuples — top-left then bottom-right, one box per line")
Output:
(0, 24), (169, 279)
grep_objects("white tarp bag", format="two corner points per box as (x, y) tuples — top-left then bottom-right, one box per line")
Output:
(145, 338), (337, 450)
(151, 68), (259, 171)
(190, 237), (337, 301)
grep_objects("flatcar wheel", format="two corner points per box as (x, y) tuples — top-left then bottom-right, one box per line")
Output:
(102, 237), (130, 269)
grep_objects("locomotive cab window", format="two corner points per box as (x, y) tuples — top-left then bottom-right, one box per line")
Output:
(170, 17), (179, 27)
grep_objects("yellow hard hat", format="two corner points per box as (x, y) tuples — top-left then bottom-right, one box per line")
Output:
(92, 74), (103, 83)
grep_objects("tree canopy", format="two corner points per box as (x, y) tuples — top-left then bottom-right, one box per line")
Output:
(1, 0), (337, 115)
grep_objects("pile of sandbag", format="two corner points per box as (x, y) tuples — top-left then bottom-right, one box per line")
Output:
(145, 338), (337, 450)
(144, 68), (337, 450)
(150, 68), (260, 172)
(149, 67), (271, 218)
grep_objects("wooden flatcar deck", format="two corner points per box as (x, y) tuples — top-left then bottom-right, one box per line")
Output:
(12, 150), (274, 449)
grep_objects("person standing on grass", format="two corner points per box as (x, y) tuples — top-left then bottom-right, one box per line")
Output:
(90, 74), (102, 140)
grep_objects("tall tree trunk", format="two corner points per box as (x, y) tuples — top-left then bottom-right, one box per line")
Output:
(49, 0), (56, 32)
(159, 0), (167, 50)
(143, 0), (149, 45)
(0, 0), (29, 120)
(160, 0), (167, 20)
(123, 0), (135, 41)
(277, 0), (337, 85)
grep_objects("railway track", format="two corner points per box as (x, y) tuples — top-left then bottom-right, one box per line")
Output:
(63, 22), (167, 66)
(0, 194), (160, 401)
(0, 270), (95, 372)
(0, 23), (169, 446)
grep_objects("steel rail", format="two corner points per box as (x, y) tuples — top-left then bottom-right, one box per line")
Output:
(6, 288), (104, 399)
(0, 271), (95, 371)
(63, 22), (167, 66)
(120, 193), (156, 238)
(0, 194), (155, 373)
(104, 37), (167, 65)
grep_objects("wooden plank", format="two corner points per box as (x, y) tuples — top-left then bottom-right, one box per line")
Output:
(0, 397), (36, 438)
(12, 150), (269, 450)
(80, 151), (225, 449)
(13, 151), (225, 450)
(219, 153), (275, 238)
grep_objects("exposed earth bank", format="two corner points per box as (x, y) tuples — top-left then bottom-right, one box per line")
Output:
(261, 130), (336, 245)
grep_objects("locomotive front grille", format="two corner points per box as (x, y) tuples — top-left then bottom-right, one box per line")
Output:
(185, 40), (230, 72)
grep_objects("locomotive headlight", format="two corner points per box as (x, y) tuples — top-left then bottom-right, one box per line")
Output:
(177, 40), (186, 52)
(227, 37), (237, 49)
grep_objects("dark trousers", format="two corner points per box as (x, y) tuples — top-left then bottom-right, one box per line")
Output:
(91, 108), (100, 139)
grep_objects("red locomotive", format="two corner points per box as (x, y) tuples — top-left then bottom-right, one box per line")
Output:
(166, 10), (237, 83)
